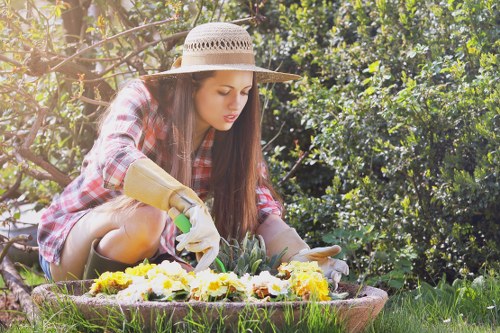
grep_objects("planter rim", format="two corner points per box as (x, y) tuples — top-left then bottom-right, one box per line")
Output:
(33, 280), (388, 308)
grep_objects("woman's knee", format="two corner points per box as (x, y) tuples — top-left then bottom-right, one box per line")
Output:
(122, 205), (167, 245)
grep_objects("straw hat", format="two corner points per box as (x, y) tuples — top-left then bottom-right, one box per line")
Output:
(141, 22), (301, 83)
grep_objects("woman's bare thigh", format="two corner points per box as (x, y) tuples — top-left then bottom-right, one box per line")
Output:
(50, 197), (166, 281)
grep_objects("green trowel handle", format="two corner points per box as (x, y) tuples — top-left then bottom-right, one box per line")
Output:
(168, 208), (226, 273)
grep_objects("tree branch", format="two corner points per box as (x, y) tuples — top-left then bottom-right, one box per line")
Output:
(51, 16), (178, 72)
(15, 150), (72, 187)
(278, 150), (310, 186)
(0, 54), (22, 67)
(0, 244), (38, 323)
(0, 173), (22, 202)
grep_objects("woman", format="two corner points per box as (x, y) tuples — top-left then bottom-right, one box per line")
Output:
(38, 22), (348, 285)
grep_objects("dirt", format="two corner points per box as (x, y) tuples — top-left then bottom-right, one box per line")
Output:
(0, 291), (27, 328)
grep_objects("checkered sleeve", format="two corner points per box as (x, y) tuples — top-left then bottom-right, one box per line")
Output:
(256, 162), (283, 223)
(98, 81), (151, 190)
(256, 186), (283, 223)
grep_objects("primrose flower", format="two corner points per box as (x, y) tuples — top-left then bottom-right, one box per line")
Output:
(190, 270), (246, 301)
(89, 271), (133, 295)
(149, 274), (190, 301)
(148, 260), (189, 277)
(245, 271), (290, 299)
(125, 262), (157, 277)
(278, 261), (323, 279)
(289, 271), (331, 301)
(116, 281), (151, 302)
(147, 260), (193, 289)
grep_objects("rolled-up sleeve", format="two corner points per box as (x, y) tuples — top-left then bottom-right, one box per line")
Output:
(97, 81), (151, 190)
(256, 185), (283, 223)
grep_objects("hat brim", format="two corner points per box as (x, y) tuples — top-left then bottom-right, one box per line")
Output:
(140, 64), (301, 83)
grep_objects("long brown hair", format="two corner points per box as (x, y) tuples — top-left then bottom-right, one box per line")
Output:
(105, 73), (283, 241)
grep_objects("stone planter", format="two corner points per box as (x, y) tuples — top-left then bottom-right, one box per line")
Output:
(32, 280), (388, 332)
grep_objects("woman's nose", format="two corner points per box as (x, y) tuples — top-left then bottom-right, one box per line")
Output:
(229, 94), (245, 110)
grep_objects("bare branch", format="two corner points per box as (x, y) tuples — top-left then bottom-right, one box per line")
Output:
(0, 54), (22, 67)
(0, 234), (37, 253)
(76, 95), (110, 107)
(0, 173), (22, 202)
(16, 163), (54, 182)
(22, 107), (48, 149)
(51, 16), (179, 71)
(0, 235), (31, 268)
(278, 150), (310, 186)
(15, 150), (72, 187)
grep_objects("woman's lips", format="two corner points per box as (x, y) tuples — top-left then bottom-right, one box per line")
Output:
(223, 114), (238, 123)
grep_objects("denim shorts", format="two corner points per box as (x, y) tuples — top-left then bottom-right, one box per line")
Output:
(39, 254), (53, 281)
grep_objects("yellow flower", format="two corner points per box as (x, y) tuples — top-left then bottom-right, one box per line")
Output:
(89, 271), (133, 295)
(150, 275), (189, 300)
(147, 260), (192, 290)
(290, 271), (331, 301)
(190, 270), (245, 301)
(125, 262), (157, 277)
(278, 261), (322, 278)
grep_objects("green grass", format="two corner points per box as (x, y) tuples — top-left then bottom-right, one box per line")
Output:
(0, 264), (47, 288)
(368, 273), (499, 333)
(2, 270), (499, 332)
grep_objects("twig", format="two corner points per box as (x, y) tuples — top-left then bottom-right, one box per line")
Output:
(51, 16), (178, 71)
(262, 121), (286, 151)
(15, 150), (72, 187)
(0, 173), (22, 202)
(22, 107), (47, 149)
(0, 235), (31, 265)
(76, 95), (111, 107)
(0, 54), (22, 67)
(278, 150), (310, 186)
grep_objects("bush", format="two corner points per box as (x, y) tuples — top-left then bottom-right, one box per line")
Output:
(256, 0), (499, 289)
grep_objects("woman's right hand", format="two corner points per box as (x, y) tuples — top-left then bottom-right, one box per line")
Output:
(175, 204), (220, 271)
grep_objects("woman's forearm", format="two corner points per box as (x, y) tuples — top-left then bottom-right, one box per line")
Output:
(256, 214), (290, 245)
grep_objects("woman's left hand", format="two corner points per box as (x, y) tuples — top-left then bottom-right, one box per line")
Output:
(290, 245), (349, 290)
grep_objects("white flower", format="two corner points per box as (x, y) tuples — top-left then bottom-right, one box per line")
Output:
(116, 282), (151, 302)
(150, 275), (187, 299)
(443, 318), (451, 323)
(247, 271), (290, 298)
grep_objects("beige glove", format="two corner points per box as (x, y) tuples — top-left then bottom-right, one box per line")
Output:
(123, 158), (220, 271)
(266, 227), (349, 290)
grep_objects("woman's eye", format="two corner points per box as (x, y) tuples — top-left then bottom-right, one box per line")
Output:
(241, 91), (250, 96)
(218, 91), (230, 96)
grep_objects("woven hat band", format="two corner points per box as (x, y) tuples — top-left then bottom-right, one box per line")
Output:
(182, 53), (255, 66)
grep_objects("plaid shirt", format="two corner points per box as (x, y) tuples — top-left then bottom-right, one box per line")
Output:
(38, 79), (283, 264)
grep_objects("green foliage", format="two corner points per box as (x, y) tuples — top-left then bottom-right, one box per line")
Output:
(214, 233), (285, 276)
(249, 0), (499, 289)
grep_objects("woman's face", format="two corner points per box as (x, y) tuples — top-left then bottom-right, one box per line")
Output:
(194, 70), (253, 133)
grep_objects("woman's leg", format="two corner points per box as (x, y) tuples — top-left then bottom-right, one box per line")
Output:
(50, 197), (167, 281)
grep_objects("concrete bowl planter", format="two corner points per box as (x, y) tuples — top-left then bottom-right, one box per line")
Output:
(32, 280), (388, 332)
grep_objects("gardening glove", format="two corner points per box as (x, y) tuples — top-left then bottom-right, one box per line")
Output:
(123, 158), (220, 271)
(291, 246), (349, 290)
(266, 227), (349, 290)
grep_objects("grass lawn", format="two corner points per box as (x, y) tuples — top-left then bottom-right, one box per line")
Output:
(1, 269), (498, 332)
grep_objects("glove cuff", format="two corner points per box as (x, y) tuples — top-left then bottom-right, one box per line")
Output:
(123, 158), (203, 212)
(266, 227), (310, 263)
